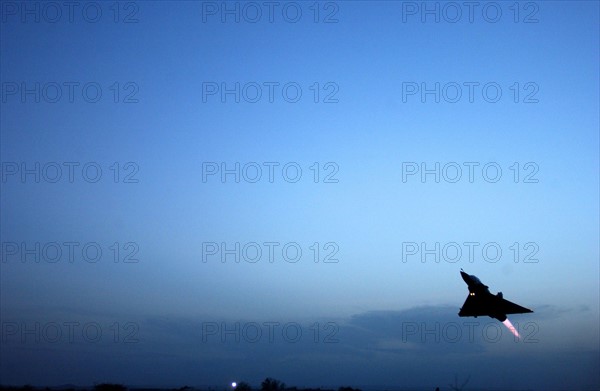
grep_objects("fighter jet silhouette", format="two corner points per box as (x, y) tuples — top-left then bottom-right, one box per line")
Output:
(458, 269), (533, 322)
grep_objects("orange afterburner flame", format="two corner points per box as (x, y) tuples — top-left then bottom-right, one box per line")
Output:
(502, 318), (520, 339)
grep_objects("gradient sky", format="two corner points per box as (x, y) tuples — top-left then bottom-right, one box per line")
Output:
(1, 1), (599, 390)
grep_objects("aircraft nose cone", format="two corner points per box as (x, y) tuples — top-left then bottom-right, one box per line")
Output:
(460, 271), (471, 284)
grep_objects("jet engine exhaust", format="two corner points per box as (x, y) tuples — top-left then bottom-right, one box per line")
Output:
(502, 318), (520, 339)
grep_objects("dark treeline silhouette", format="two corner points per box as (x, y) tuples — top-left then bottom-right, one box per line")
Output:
(1, 384), (127, 391)
(0, 380), (364, 391)
(231, 379), (361, 391)
(94, 385), (127, 391)
(232, 378), (361, 391)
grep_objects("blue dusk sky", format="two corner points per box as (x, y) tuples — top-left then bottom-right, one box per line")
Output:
(1, 1), (598, 390)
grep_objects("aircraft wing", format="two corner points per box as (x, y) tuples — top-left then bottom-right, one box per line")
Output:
(458, 294), (487, 317)
(498, 297), (533, 314)
(459, 294), (533, 317)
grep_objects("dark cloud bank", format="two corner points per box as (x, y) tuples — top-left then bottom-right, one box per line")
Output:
(1, 305), (598, 390)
